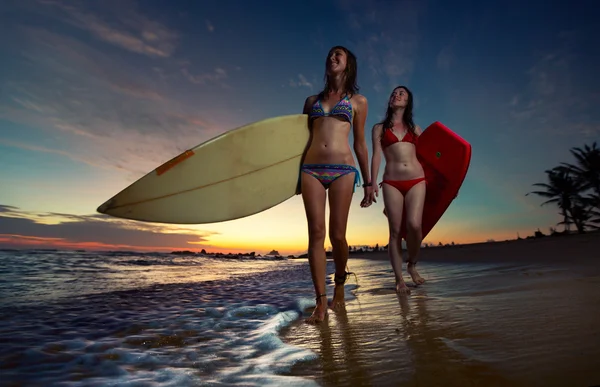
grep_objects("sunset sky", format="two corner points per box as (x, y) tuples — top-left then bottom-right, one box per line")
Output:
(1, 0), (598, 255)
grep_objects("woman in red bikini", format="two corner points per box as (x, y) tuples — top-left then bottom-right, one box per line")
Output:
(298, 46), (372, 323)
(367, 86), (426, 294)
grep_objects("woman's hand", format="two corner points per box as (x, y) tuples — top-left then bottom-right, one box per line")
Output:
(372, 183), (379, 201)
(365, 184), (378, 206)
(360, 185), (375, 207)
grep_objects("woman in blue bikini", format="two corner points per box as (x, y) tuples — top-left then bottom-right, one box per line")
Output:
(298, 45), (372, 324)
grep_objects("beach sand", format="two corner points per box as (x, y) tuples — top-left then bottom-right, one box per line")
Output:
(280, 233), (600, 386)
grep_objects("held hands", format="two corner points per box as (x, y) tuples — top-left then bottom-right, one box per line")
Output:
(360, 183), (378, 208)
(371, 184), (379, 202)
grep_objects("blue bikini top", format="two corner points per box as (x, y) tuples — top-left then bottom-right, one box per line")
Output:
(308, 95), (353, 123)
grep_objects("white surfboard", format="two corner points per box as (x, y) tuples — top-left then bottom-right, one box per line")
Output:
(97, 114), (310, 224)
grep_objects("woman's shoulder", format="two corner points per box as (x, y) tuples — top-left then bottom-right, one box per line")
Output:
(350, 93), (367, 105)
(350, 93), (368, 115)
(372, 122), (384, 132)
(304, 94), (319, 103)
(302, 94), (319, 112)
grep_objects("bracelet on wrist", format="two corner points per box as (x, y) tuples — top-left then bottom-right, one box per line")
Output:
(362, 182), (372, 188)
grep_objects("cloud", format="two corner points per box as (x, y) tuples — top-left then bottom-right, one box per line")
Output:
(0, 25), (225, 179)
(337, 0), (423, 91)
(288, 74), (313, 89)
(575, 123), (600, 138)
(109, 83), (164, 101)
(437, 44), (456, 71)
(15, 25), (167, 103)
(0, 138), (113, 171)
(182, 67), (228, 85)
(206, 20), (214, 32)
(0, 205), (218, 251)
(509, 30), (599, 137)
(38, 0), (179, 58)
(0, 2), (257, 186)
(0, 205), (19, 214)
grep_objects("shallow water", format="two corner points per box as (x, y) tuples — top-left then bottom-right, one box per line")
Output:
(281, 259), (600, 387)
(0, 250), (320, 386)
(1, 250), (599, 386)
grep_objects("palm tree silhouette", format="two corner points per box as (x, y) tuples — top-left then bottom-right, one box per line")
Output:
(526, 167), (584, 232)
(559, 142), (600, 229)
(527, 142), (600, 233)
(559, 142), (600, 197)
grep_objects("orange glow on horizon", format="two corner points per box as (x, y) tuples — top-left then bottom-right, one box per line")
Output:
(1, 223), (542, 256)
(0, 235), (244, 254)
(0, 200), (554, 256)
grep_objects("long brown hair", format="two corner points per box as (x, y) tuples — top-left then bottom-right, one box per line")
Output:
(379, 86), (416, 141)
(319, 46), (359, 100)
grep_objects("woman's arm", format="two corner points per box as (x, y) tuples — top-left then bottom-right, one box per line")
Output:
(352, 94), (371, 187)
(415, 124), (423, 136)
(370, 123), (383, 187)
(296, 96), (317, 194)
(300, 95), (317, 163)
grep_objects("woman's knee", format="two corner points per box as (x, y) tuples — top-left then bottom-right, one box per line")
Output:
(308, 224), (326, 244)
(388, 226), (401, 241)
(328, 229), (347, 247)
(407, 219), (422, 236)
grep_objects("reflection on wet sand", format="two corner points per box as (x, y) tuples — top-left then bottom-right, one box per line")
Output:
(282, 281), (513, 386)
(395, 292), (513, 387)
(315, 308), (368, 386)
(282, 237), (600, 386)
(282, 260), (540, 386)
(282, 286), (372, 386)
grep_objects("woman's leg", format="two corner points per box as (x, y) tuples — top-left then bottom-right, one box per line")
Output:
(301, 171), (328, 323)
(381, 183), (410, 294)
(327, 172), (356, 310)
(404, 180), (426, 285)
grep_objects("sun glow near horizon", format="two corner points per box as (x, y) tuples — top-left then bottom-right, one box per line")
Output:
(0, 208), (562, 255)
(0, 183), (563, 256)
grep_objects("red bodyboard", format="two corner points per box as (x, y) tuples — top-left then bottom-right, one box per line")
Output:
(400, 121), (472, 240)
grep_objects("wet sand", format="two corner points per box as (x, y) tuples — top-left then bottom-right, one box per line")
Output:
(280, 232), (600, 386)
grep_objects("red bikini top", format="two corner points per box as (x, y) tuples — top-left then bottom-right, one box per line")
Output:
(381, 128), (418, 149)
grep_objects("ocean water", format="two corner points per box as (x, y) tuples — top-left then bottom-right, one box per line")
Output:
(1, 249), (599, 387)
(0, 250), (324, 386)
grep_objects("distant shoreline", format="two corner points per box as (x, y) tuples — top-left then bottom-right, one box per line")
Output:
(2, 231), (597, 262)
(283, 230), (600, 264)
(344, 231), (600, 265)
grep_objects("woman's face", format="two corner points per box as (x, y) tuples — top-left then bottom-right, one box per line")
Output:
(327, 47), (347, 75)
(389, 87), (409, 108)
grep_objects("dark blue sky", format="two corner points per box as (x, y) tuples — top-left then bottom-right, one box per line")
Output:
(0, 0), (598, 253)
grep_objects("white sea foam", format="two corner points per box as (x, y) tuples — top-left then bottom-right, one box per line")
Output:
(0, 250), (343, 386)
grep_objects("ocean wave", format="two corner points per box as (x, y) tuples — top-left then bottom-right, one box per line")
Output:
(0, 251), (332, 386)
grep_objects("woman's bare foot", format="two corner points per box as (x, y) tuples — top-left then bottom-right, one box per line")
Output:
(329, 284), (346, 311)
(407, 262), (425, 285)
(305, 294), (328, 324)
(396, 279), (411, 295)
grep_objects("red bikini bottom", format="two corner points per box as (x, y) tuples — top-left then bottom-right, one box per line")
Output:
(380, 177), (426, 196)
